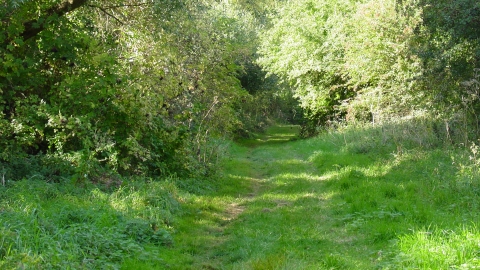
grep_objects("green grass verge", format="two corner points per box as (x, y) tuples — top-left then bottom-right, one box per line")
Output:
(0, 178), (178, 269)
(2, 122), (480, 269)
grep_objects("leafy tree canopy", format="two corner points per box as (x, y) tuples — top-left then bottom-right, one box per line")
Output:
(258, 0), (480, 134)
(0, 0), (277, 181)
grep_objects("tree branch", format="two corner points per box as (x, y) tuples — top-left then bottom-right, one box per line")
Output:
(96, 4), (150, 9)
(88, 4), (125, 25)
(20, 0), (89, 41)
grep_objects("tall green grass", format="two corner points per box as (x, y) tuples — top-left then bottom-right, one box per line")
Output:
(2, 121), (480, 269)
(306, 120), (480, 268)
(0, 178), (178, 269)
(191, 121), (480, 269)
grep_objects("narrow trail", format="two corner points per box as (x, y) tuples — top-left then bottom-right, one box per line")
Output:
(222, 126), (301, 222)
(163, 124), (479, 269)
(182, 124), (318, 269)
(165, 125), (343, 269)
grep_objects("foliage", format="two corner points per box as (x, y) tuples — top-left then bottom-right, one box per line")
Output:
(341, 0), (423, 122)
(235, 70), (301, 137)
(0, 0), (271, 180)
(257, 0), (356, 136)
(258, 0), (480, 136)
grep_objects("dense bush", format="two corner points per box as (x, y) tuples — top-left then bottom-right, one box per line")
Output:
(0, 0), (278, 180)
(258, 0), (480, 137)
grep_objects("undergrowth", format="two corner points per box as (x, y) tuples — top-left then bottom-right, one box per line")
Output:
(2, 121), (480, 269)
(0, 177), (179, 269)
(299, 119), (480, 269)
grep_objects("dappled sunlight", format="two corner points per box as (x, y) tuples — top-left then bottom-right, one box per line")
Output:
(318, 164), (395, 181)
(255, 190), (337, 207)
(259, 125), (300, 141)
(152, 124), (480, 269)
(109, 191), (144, 213)
(360, 163), (394, 178)
(211, 125), (473, 268)
(274, 172), (331, 182)
(271, 159), (311, 168)
(226, 174), (264, 182)
(236, 125), (300, 147)
(307, 150), (325, 163)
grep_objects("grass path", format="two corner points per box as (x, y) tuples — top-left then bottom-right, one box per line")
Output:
(3, 124), (480, 269)
(162, 125), (365, 269)
(161, 124), (480, 269)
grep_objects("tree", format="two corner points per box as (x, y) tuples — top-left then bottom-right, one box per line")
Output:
(257, 0), (357, 135)
(257, 0), (480, 135)
(2, 0), (88, 45)
(341, 0), (423, 122)
(0, 0), (257, 180)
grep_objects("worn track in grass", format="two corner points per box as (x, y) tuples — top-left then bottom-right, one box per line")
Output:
(162, 123), (480, 269)
(162, 124), (376, 269)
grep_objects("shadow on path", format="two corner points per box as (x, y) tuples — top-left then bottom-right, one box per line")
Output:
(235, 125), (301, 148)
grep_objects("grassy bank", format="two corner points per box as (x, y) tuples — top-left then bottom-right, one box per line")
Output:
(2, 123), (480, 269)
(0, 177), (180, 269)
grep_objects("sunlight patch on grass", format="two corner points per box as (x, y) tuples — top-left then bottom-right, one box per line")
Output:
(272, 159), (310, 166)
(395, 225), (480, 268)
(226, 174), (264, 182)
(109, 190), (144, 213)
(316, 190), (337, 201)
(236, 125), (300, 147)
(275, 172), (331, 182)
(258, 192), (297, 202)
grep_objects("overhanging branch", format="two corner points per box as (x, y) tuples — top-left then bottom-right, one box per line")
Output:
(20, 0), (89, 41)
(88, 4), (125, 25)
(96, 4), (149, 9)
